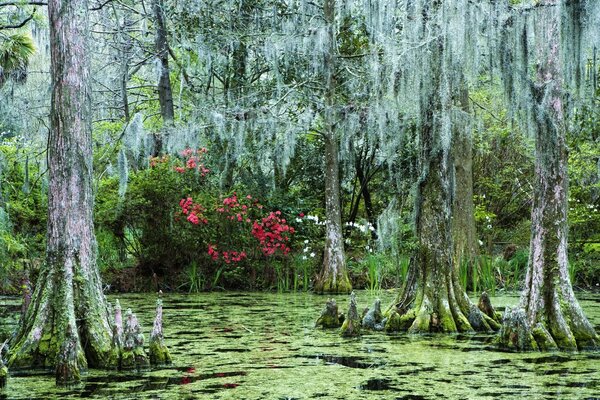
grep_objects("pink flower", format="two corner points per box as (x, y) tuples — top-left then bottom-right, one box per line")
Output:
(187, 213), (199, 225)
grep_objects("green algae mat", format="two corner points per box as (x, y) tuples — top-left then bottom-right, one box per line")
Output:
(1, 290), (599, 399)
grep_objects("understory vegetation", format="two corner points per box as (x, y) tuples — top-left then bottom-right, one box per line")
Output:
(1, 90), (598, 293)
(0, 0), (599, 296)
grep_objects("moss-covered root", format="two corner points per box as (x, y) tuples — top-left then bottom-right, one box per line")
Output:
(315, 271), (352, 294)
(497, 307), (538, 351)
(362, 299), (385, 331)
(478, 292), (502, 323)
(55, 324), (81, 385)
(149, 299), (172, 366)
(121, 309), (149, 370)
(315, 299), (343, 329)
(340, 292), (361, 337)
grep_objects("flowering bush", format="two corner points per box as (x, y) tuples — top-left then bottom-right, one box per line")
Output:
(177, 192), (296, 271)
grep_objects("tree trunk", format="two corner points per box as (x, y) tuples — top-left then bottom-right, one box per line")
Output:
(8, 0), (118, 382)
(314, 0), (351, 294)
(451, 83), (478, 286)
(499, 0), (598, 351)
(153, 0), (174, 155)
(315, 132), (352, 293)
(385, 2), (498, 333)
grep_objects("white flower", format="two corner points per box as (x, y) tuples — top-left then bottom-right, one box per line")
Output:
(302, 256), (307, 260)
(304, 239), (309, 244)
(303, 247), (309, 253)
(478, 240), (484, 246)
(310, 252), (316, 258)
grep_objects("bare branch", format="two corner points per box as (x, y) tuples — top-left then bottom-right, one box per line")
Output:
(0, 9), (36, 30)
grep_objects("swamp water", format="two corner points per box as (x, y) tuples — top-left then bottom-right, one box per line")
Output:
(1, 291), (600, 399)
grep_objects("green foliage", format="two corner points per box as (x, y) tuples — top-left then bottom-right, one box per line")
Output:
(0, 142), (46, 293)
(0, 32), (35, 87)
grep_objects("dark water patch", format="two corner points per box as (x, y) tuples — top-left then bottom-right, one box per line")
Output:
(395, 395), (429, 400)
(491, 358), (512, 365)
(129, 370), (248, 391)
(213, 347), (251, 353)
(461, 346), (490, 352)
(298, 354), (384, 369)
(448, 370), (478, 377)
(357, 378), (395, 391)
(501, 384), (531, 390)
(537, 368), (571, 376)
(522, 355), (571, 364)
(401, 366), (436, 375)
(546, 380), (599, 388)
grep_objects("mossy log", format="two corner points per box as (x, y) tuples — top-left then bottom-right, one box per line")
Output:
(315, 299), (344, 329)
(149, 299), (172, 366)
(340, 292), (361, 337)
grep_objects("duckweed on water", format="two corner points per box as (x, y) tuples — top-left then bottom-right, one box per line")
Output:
(1, 291), (599, 399)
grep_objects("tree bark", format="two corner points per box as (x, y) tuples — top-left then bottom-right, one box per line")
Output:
(499, 0), (598, 351)
(385, 1), (498, 333)
(153, 0), (174, 155)
(314, 0), (351, 294)
(451, 82), (478, 286)
(8, 0), (118, 382)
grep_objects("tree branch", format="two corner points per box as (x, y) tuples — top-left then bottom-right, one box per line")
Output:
(0, 1), (46, 6)
(0, 9), (35, 30)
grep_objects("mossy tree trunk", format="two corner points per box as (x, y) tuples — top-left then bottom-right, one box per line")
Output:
(314, 0), (351, 294)
(8, 0), (118, 382)
(152, 0), (174, 155)
(451, 82), (478, 278)
(499, 0), (598, 351)
(386, 1), (497, 333)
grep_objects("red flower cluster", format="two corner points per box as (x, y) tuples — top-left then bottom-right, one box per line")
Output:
(208, 244), (247, 264)
(251, 211), (295, 256)
(179, 197), (208, 225)
(175, 148), (210, 176)
(218, 193), (261, 223)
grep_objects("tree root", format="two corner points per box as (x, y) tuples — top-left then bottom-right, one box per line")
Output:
(315, 299), (344, 329)
(362, 299), (385, 331)
(340, 292), (361, 337)
(149, 298), (172, 366)
(385, 292), (502, 334)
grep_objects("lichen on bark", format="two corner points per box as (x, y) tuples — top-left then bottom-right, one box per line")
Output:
(495, 0), (598, 351)
(7, 0), (120, 381)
